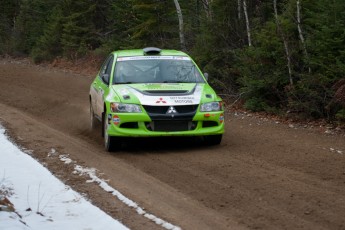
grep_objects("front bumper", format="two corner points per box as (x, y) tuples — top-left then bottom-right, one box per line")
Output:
(106, 111), (224, 137)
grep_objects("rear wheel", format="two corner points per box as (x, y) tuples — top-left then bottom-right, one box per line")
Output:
(204, 134), (222, 146)
(103, 111), (115, 152)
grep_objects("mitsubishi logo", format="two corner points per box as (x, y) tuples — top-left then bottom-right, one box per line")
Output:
(156, 98), (167, 104)
(167, 106), (177, 114)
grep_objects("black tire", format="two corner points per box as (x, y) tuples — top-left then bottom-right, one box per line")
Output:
(204, 134), (222, 146)
(103, 111), (115, 152)
(90, 102), (97, 130)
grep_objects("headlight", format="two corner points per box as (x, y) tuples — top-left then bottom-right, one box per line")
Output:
(200, 102), (222, 112)
(110, 103), (142, 113)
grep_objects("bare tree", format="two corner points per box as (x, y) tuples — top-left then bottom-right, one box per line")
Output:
(243, 0), (252, 46)
(273, 0), (293, 85)
(201, 0), (213, 21)
(238, 0), (242, 19)
(296, 0), (311, 73)
(173, 0), (187, 51)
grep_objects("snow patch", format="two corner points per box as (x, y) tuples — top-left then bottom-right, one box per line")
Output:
(0, 126), (128, 230)
(48, 148), (57, 157)
(329, 147), (343, 155)
(59, 154), (73, 164)
(61, 155), (181, 230)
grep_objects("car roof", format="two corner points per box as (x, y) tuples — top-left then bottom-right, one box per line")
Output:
(112, 48), (188, 57)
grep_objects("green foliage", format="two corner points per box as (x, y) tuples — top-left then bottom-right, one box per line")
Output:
(336, 109), (345, 121)
(60, 1), (99, 60)
(0, 0), (20, 54)
(100, 0), (136, 52)
(288, 74), (333, 118)
(129, 0), (179, 49)
(190, 0), (247, 92)
(289, 0), (345, 117)
(304, 0), (345, 80)
(236, 21), (291, 112)
(31, 6), (63, 63)
(244, 98), (268, 112)
(14, 0), (57, 54)
(235, 0), (345, 119)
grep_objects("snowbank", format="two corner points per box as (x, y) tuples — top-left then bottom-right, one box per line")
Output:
(0, 125), (128, 230)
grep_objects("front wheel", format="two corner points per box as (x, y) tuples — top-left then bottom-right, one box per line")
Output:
(103, 111), (115, 152)
(204, 134), (222, 146)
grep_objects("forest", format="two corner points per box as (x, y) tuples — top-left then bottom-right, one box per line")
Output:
(1, 0), (344, 121)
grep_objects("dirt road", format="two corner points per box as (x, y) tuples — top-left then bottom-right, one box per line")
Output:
(1, 59), (345, 230)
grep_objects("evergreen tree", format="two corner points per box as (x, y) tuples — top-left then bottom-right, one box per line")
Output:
(289, 0), (345, 118)
(192, 0), (248, 93)
(129, 0), (180, 49)
(0, 0), (20, 54)
(99, 0), (136, 53)
(14, 0), (57, 54)
(60, 0), (99, 59)
(31, 5), (64, 63)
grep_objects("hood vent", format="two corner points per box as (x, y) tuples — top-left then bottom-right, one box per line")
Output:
(144, 90), (189, 95)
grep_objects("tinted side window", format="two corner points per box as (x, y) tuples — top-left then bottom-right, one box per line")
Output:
(100, 55), (114, 84)
(105, 57), (113, 75)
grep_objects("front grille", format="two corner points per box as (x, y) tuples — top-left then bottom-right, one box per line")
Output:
(145, 121), (197, 132)
(143, 105), (198, 114)
(143, 105), (198, 121)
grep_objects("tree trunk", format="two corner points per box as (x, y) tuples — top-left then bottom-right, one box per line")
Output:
(243, 0), (252, 46)
(238, 0), (242, 19)
(273, 0), (293, 85)
(296, 0), (311, 73)
(173, 0), (187, 51)
(202, 0), (213, 21)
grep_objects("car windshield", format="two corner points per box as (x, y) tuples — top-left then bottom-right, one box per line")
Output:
(113, 56), (205, 84)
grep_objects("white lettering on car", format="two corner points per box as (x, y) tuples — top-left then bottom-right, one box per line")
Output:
(174, 100), (193, 103)
(117, 56), (191, 62)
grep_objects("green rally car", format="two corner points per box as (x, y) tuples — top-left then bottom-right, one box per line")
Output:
(89, 47), (224, 151)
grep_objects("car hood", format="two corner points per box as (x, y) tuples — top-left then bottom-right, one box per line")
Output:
(109, 83), (217, 106)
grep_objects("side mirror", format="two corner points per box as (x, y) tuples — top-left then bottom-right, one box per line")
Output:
(204, 72), (209, 81)
(101, 74), (110, 85)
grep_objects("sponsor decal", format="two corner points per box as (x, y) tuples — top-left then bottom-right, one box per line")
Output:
(156, 98), (167, 104)
(128, 84), (203, 105)
(117, 56), (191, 62)
(219, 113), (224, 123)
(113, 115), (120, 125)
(169, 96), (194, 104)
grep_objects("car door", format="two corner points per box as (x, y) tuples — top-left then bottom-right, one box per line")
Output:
(95, 55), (114, 118)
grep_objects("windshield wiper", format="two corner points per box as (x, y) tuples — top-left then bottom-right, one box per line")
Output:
(163, 80), (184, 83)
(115, 81), (133, 84)
(163, 80), (194, 83)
